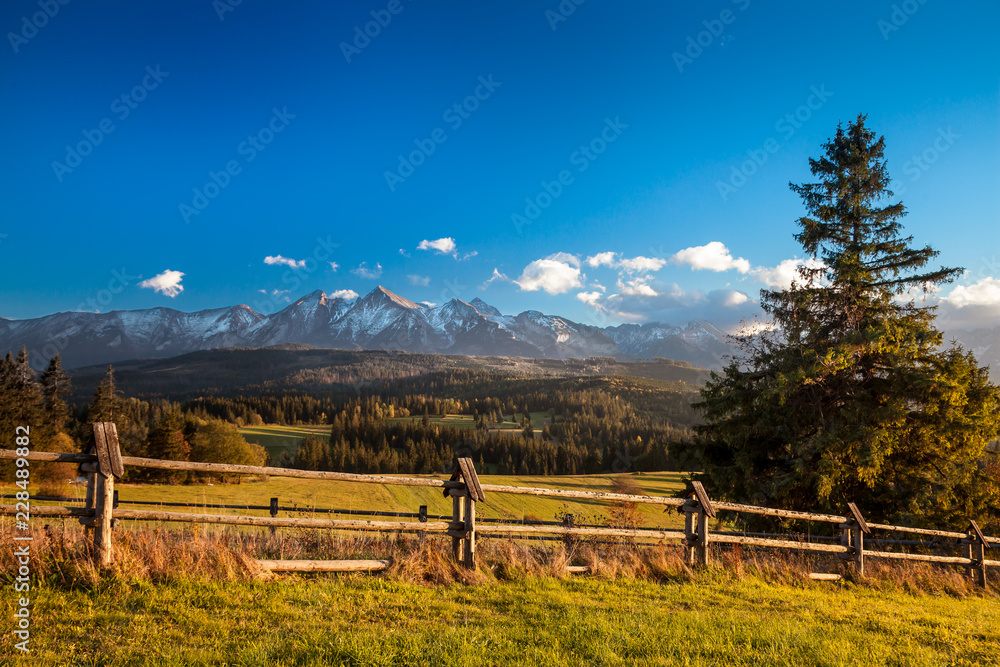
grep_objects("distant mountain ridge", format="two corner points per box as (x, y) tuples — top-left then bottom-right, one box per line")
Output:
(3, 285), (994, 379)
(0, 286), (737, 371)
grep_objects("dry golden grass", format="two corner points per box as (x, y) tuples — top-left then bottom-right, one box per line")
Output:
(1, 521), (994, 600)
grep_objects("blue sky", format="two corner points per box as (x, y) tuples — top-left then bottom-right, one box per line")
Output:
(1, 0), (998, 331)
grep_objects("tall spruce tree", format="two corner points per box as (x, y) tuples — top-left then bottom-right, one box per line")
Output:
(89, 365), (123, 423)
(695, 114), (1000, 527)
(40, 353), (71, 434)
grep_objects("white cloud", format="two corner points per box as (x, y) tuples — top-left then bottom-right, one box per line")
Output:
(328, 262), (339, 272)
(407, 274), (431, 287)
(578, 280), (759, 331)
(936, 277), (1000, 329)
(421, 301), (437, 307)
(264, 255), (306, 269)
(139, 270), (185, 298)
(515, 254), (584, 295)
(942, 277), (1000, 309)
(418, 237), (457, 255)
(585, 252), (666, 273)
(480, 268), (511, 290)
(399, 248), (411, 258)
(618, 256), (668, 273)
(257, 289), (267, 294)
(751, 257), (826, 290)
(669, 242), (751, 274)
(329, 289), (359, 300)
(585, 252), (617, 268)
(618, 278), (659, 297)
(351, 262), (383, 279)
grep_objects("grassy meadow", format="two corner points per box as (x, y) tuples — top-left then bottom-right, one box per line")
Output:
(6, 567), (998, 665)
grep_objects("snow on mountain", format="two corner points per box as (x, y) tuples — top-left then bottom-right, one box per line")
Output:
(1, 285), (736, 371)
(469, 297), (502, 317)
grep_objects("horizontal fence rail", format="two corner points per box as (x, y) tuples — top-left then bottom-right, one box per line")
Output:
(1, 424), (996, 587)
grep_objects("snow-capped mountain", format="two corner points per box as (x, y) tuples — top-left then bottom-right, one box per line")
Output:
(1, 285), (739, 371)
(605, 321), (737, 370)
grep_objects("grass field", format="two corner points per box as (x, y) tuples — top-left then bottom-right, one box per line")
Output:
(239, 415), (554, 463)
(238, 424), (331, 460)
(111, 471), (688, 529)
(9, 573), (999, 665)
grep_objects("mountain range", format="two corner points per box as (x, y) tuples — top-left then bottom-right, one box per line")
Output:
(2, 285), (996, 380)
(0, 286), (738, 371)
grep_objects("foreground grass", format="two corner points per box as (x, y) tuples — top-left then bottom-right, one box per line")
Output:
(8, 573), (998, 665)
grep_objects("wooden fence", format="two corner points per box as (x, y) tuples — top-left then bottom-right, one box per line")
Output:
(1, 423), (996, 585)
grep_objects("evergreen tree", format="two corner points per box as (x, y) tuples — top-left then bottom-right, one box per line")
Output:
(694, 114), (1000, 526)
(89, 365), (123, 423)
(40, 353), (71, 434)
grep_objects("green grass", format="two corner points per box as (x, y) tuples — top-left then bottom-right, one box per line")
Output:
(9, 573), (999, 665)
(112, 471), (688, 529)
(238, 424), (331, 460)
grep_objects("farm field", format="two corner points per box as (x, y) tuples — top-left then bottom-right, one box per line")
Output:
(238, 424), (331, 460)
(10, 574), (999, 665)
(109, 471), (689, 530)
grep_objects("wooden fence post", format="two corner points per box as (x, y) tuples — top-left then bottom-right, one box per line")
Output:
(269, 497), (279, 538)
(840, 502), (870, 577)
(679, 481), (715, 567)
(451, 493), (463, 562)
(91, 422), (124, 568)
(965, 520), (989, 588)
(443, 458), (485, 569)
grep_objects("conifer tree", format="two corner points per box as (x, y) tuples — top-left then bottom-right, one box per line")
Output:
(40, 353), (71, 434)
(695, 114), (1000, 526)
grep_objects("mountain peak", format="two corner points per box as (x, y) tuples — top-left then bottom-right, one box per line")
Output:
(365, 285), (422, 309)
(470, 297), (501, 317)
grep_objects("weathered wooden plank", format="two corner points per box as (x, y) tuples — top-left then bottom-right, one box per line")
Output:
(93, 471), (115, 566)
(864, 521), (967, 540)
(0, 504), (94, 517)
(865, 550), (973, 565)
(846, 502), (870, 535)
(103, 422), (125, 478)
(458, 458), (485, 502)
(710, 534), (850, 554)
(114, 456), (463, 489)
(255, 559), (391, 572)
(690, 481), (716, 518)
(808, 573), (843, 581)
(463, 494), (476, 569)
(112, 509), (451, 531)
(968, 520), (990, 549)
(711, 501), (846, 524)
(92, 423), (112, 479)
(479, 524), (687, 541)
(566, 565), (590, 574)
(478, 483), (687, 508)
